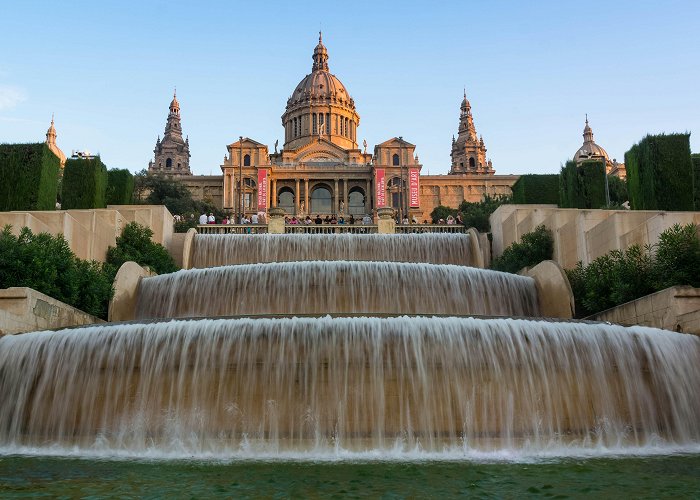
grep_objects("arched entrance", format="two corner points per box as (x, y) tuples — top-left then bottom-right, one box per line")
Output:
(348, 187), (366, 216)
(278, 187), (295, 215)
(310, 185), (332, 214)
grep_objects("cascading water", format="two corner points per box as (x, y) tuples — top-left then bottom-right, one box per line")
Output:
(134, 261), (539, 319)
(1, 232), (699, 460)
(191, 233), (474, 267)
(0, 316), (698, 458)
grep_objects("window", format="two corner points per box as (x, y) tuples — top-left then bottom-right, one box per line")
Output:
(392, 153), (400, 166)
(294, 118), (298, 137)
(244, 193), (251, 209)
(311, 186), (332, 213)
(166, 158), (172, 169)
(244, 154), (251, 166)
(313, 113), (317, 134)
(469, 157), (475, 169)
(177, 163), (181, 170)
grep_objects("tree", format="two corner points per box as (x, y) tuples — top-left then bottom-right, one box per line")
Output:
(457, 194), (511, 232)
(430, 205), (457, 223)
(106, 222), (179, 275)
(491, 225), (553, 274)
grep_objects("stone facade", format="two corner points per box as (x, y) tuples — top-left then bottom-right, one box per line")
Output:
(450, 91), (493, 175)
(148, 92), (192, 176)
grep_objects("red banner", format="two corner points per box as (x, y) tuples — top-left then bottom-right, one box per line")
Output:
(257, 170), (268, 210)
(375, 169), (386, 207)
(409, 168), (420, 207)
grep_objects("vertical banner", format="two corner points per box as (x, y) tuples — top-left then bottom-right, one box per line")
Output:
(409, 168), (420, 207)
(375, 169), (386, 207)
(257, 169), (268, 210)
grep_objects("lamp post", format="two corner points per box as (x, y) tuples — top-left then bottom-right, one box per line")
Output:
(239, 136), (244, 223)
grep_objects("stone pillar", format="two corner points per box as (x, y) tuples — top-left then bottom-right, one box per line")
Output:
(343, 178), (349, 213)
(304, 179), (309, 215)
(268, 207), (286, 234)
(108, 261), (152, 322)
(271, 179), (277, 207)
(377, 207), (395, 234)
(295, 179), (300, 214)
(334, 178), (339, 214)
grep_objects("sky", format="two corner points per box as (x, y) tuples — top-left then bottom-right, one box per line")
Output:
(1, 0), (699, 176)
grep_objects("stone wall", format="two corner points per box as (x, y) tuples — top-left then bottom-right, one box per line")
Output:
(0, 205), (174, 263)
(0, 287), (103, 335)
(490, 205), (700, 269)
(589, 285), (700, 335)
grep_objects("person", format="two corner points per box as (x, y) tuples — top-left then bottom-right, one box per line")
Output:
(305, 215), (312, 224)
(257, 211), (266, 224)
(290, 216), (299, 225)
(338, 216), (345, 224)
(412, 216), (419, 224)
(423, 219), (428, 224)
(207, 213), (216, 224)
(324, 215), (331, 224)
(402, 217), (409, 225)
(456, 213), (464, 225)
(446, 215), (455, 225)
(314, 214), (322, 225)
(251, 213), (259, 224)
(330, 215), (338, 224)
(222, 216), (229, 225)
(362, 214), (372, 225)
(348, 214), (355, 225)
(199, 212), (208, 225)
(438, 218), (445, 225)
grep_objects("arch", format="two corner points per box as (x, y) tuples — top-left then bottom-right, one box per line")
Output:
(469, 157), (475, 169)
(278, 187), (295, 214)
(244, 154), (251, 167)
(166, 158), (172, 169)
(348, 187), (366, 215)
(392, 153), (400, 166)
(310, 185), (332, 214)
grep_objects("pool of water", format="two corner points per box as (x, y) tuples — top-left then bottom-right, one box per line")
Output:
(1, 454), (699, 498)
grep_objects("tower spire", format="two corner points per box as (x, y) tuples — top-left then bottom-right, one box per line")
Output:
(312, 32), (329, 72)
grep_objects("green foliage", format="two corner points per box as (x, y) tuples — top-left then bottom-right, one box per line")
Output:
(0, 143), (60, 211)
(430, 205), (457, 223)
(607, 176), (628, 206)
(491, 225), (553, 274)
(106, 222), (179, 275)
(625, 134), (694, 211)
(0, 226), (114, 319)
(511, 175), (559, 205)
(106, 168), (134, 205)
(692, 154), (700, 210)
(653, 223), (700, 289)
(559, 159), (606, 208)
(457, 194), (511, 233)
(135, 173), (224, 231)
(566, 223), (700, 317)
(62, 156), (108, 209)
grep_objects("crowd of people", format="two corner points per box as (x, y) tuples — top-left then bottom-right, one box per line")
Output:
(186, 211), (466, 226)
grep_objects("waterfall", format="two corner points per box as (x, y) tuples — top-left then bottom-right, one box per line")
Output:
(191, 233), (474, 268)
(1, 316), (698, 457)
(134, 262), (539, 320)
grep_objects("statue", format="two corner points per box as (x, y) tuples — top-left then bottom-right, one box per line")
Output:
(300, 200), (305, 214)
(339, 200), (345, 214)
(363, 139), (367, 154)
(274, 139), (278, 154)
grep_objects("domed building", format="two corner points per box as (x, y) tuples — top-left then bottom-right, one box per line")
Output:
(45, 116), (66, 168)
(573, 116), (626, 179)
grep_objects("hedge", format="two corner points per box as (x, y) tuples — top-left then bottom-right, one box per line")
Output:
(692, 154), (700, 210)
(511, 174), (559, 205)
(62, 156), (108, 209)
(491, 224), (553, 274)
(625, 134), (694, 211)
(559, 159), (606, 209)
(0, 143), (60, 211)
(106, 168), (134, 205)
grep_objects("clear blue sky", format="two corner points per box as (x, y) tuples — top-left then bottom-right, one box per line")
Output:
(1, 0), (699, 176)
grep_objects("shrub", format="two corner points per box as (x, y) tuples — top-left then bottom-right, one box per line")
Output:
(607, 176), (628, 206)
(0, 143), (60, 211)
(625, 134), (694, 211)
(559, 159), (606, 209)
(457, 194), (511, 233)
(565, 223), (700, 317)
(106, 168), (135, 205)
(491, 225), (553, 274)
(692, 154), (700, 210)
(62, 156), (108, 209)
(106, 222), (179, 275)
(0, 226), (113, 319)
(430, 205), (457, 223)
(511, 175), (559, 205)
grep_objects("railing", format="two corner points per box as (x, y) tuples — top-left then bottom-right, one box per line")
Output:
(197, 224), (268, 234)
(394, 224), (467, 234)
(285, 224), (379, 234)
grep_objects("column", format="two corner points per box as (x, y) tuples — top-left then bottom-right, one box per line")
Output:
(295, 178), (300, 214)
(334, 178), (339, 214)
(271, 179), (277, 207)
(343, 178), (349, 213)
(304, 179), (310, 215)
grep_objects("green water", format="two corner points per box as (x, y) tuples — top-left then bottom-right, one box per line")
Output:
(1, 455), (699, 498)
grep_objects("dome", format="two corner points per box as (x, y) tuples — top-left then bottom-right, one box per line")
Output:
(574, 116), (609, 163)
(170, 90), (180, 113)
